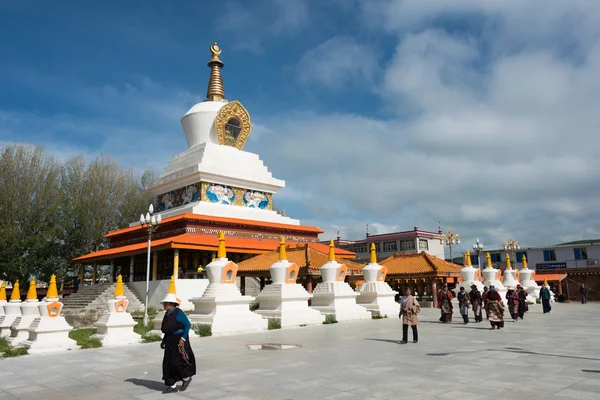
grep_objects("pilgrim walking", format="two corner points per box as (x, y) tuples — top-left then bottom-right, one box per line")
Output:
(580, 284), (588, 304)
(399, 287), (420, 343)
(485, 285), (505, 330)
(469, 284), (483, 323)
(506, 287), (519, 321)
(517, 284), (528, 319)
(437, 284), (453, 323)
(458, 287), (470, 324)
(540, 284), (552, 314)
(160, 293), (196, 394)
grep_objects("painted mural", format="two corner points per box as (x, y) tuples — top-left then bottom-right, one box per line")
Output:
(205, 183), (235, 205)
(157, 181), (273, 211)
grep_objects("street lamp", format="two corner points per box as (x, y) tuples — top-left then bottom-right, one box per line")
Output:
(472, 239), (484, 270)
(140, 203), (161, 326)
(439, 226), (460, 262)
(504, 237), (519, 268)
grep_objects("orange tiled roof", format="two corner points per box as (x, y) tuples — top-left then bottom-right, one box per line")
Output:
(533, 273), (567, 282)
(105, 212), (323, 238)
(73, 234), (354, 263)
(237, 245), (364, 274)
(379, 252), (463, 277)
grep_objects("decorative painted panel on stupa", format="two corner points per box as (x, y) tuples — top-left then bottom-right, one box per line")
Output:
(156, 181), (272, 212)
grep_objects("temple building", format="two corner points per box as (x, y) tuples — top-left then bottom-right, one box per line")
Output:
(72, 43), (352, 307)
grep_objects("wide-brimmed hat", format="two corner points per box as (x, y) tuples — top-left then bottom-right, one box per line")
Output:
(507, 286), (515, 290)
(160, 293), (179, 305)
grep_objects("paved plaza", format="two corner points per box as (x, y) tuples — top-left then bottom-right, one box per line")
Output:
(1, 303), (599, 400)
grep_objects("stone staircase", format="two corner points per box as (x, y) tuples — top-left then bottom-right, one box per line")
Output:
(62, 283), (144, 327)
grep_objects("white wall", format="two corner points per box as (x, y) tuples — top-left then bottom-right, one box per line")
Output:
(129, 279), (209, 311)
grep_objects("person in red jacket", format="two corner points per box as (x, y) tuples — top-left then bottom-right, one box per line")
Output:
(437, 284), (453, 323)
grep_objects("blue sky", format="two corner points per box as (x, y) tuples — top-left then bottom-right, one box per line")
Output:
(2, 0), (600, 253)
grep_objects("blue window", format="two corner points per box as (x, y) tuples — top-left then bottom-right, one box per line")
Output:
(543, 250), (556, 262)
(490, 253), (502, 263)
(471, 255), (480, 266)
(515, 251), (528, 263)
(574, 248), (587, 260)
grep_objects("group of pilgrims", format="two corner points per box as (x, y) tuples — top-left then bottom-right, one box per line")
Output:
(436, 283), (553, 330)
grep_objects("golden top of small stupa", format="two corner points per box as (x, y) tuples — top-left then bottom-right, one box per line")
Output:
(278, 237), (287, 261)
(114, 275), (125, 297)
(522, 255), (528, 269)
(217, 231), (227, 259)
(168, 275), (177, 295)
(370, 243), (377, 264)
(543, 277), (548, 286)
(206, 42), (226, 102)
(47, 275), (59, 299)
(0, 281), (6, 301)
(505, 253), (512, 269)
(486, 252), (492, 269)
(328, 239), (336, 262)
(464, 250), (472, 266)
(26, 278), (38, 301)
(10, 280), (20, 301)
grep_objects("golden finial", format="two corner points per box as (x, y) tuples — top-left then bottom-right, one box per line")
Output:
(543, 277), (548, 286)
(217, 231), (227, 259)
(522, 255), (528, 269)
(486, 252), (492, 268)
(206, 42), (226, 102)
(505, 253), (512, 269)
(369, 243), (377, 264)
(26, 278), (38, 301)
(168, 275), (177, 295)
(279, 237), (287, 261)
(10, 280), (20, 301)
(0, 281), (6, 301)
(328, 239), (336, 261)
(464, 250), (472, 266)
(47, 275), (59, 299)
(114, 275), (125, 297)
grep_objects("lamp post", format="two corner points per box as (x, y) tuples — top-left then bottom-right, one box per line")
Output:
(140, 204), (161, 326)
(472, 238), (484, 270)
(504, 237), (519, 268)
(439, 226), (460, 263)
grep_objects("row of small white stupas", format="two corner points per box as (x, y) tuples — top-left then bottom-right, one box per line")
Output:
(0, 232), (400, 354)
(458, 250), (552, 302)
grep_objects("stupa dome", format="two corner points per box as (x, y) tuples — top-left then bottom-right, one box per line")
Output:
(181, 101), (226, 148)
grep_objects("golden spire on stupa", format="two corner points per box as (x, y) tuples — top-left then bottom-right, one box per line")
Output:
(206, 42), (226, 102)
(10, 280), (20, 301)
(328, 239), (336, 261)
(522, 255), (528, 269)
(0, 281), (6, 301)
(217, 231), (227, 259)
(505, 253), (512, 269)
(168, 275), (177, 294)
(47, 275), (59, 299)
(278, 237), (287, 261)
(370, 243), (377, 264)
(485, 252), (492, 269)
(26, 278), (38, 301)
(464, 250), (472, 266)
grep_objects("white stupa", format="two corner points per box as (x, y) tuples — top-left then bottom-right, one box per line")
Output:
(481, 253), (506, 299)
(311, 240), (371, 322)
(456, 251), (484, 292)
(9, 279), (41, 346)
(255, 237), (325, 327)
(518, 256), (540, 303)
(0, 281), (22, 338)
(92, 275), (141, 346)
(502, 254), (521, 291)
(22, 275), (78, 353)
(356, 244), (399, 317)
(189, 232), (267, 335)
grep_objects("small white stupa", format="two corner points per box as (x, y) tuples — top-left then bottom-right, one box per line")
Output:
(0, 281), (22, 338)
(356, 243), (399, 317)
(149, 275), (184, 337)
(311, 240), (371, 322)
(456, 251), (484, 292)
(92, 275), (141, 346)
(518, 256), (540, 303)
(255, 237), (325, 327)
(502, 253), (521, 291)
(9, 279), (41, 345)
(189, 232), (267, 335)
(481, 253), (506, 299)
(22, 275), (78, 353)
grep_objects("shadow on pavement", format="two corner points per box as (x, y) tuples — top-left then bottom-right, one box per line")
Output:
(426, 347), (600, 361)
(582, 370), (600, 373)
(452, 325), (496, 330)
(365, 338), (401, 345)
(124, 378), (164, 391)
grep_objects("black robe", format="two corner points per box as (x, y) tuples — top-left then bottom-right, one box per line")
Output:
(161, 308), (196, 387)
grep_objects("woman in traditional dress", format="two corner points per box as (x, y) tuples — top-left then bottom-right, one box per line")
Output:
(437, 284), (453, 323)
(469, 284), (483, 323)
(486, 285), (504, 330)
(505, 287), (519, 321)
(539, 284), (552, 313)
(160, 293), (196, 394)
(458, 287), (470, 324)
(482, 286), (490, 319)
(517, 284), (528, 319)
(399, 287), (420, 343)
